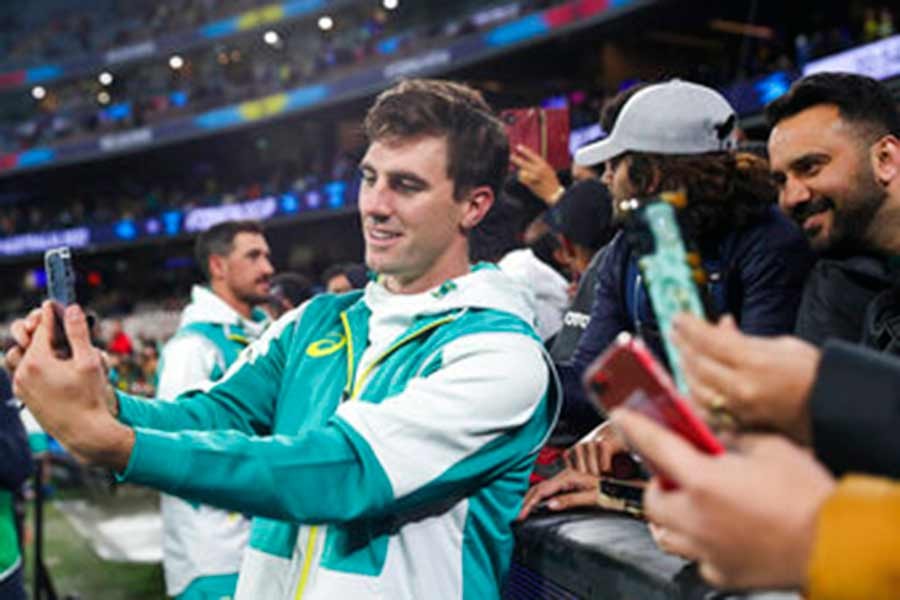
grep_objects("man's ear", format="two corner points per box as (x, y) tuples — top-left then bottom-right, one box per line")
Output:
(871, 135), (900, 186)
(460, 186), (494, 230)
(208, 254), (226, 281)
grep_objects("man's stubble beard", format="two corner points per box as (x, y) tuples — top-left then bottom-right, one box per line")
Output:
(830, 164), (888, 253)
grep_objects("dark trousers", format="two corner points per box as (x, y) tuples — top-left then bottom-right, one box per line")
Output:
(0, 565), (26, 600)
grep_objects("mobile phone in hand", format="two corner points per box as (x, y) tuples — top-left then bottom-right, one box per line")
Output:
(583, 333), (724, 488)
(44, 247), (76, 358)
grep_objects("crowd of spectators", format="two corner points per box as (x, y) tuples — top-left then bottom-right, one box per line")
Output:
(0, 0), (565, 154)
(0, 0), (263, 70)
(0, 1), (893, 157)
(0, 127), (368, 236)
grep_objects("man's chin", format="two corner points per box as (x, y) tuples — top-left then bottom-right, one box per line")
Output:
(805, 225), (846, 254)
(243, 293), (272, 307)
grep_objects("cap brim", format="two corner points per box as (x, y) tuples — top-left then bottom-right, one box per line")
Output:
(574, 136), (622, 166)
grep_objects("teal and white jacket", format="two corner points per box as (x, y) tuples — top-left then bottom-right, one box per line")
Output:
(155, 285), (268, 596)
(117, 266), (560, 599)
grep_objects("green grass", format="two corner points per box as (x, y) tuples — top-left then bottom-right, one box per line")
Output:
(23, 486), (165, 600)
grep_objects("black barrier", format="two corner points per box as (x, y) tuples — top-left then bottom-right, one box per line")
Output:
(507, 512), (800, 600)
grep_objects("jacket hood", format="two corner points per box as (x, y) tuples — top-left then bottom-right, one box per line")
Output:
(179, 285), (269, 337)
(362, 263), (538, 328)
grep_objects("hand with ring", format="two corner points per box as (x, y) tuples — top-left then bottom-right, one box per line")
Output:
(671, 313), (820, 445)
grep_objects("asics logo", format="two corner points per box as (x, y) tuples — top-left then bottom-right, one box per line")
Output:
(306, 332), (347, 357)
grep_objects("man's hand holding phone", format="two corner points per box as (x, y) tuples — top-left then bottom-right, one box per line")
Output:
(9, 301), (131, 469)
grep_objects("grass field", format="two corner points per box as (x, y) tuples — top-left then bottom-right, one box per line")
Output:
(23, 484), (165, 600)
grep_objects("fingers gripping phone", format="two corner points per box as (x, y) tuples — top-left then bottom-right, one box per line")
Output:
(44, 247), (76, 358)
(583, 333), (724, 488)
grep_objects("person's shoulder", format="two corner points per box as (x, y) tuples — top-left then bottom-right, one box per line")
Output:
(730, 206), (813, 257)
(808, 253), (892, 289)
(163, 326), (222, 357)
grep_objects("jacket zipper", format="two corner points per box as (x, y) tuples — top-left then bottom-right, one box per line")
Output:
(292, 311), (459, 599)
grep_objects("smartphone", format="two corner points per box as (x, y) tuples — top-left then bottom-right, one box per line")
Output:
(44, 246), (76, 358)
(600, 477), (645, 515)
(583, 332), (724, 487)
(501, 106), (571, 171)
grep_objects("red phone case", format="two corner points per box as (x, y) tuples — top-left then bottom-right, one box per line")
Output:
(583, 333), (724, 487)
(502, 107), (571, 171)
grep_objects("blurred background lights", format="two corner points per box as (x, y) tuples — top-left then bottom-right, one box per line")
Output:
(317, 15), (334, 31)
(263, 30), (280, 45)
(168, 54), (184, 70)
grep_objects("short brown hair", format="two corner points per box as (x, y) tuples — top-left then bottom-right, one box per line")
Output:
(363, 79), (508, 200)
(194, 220), (265, 280)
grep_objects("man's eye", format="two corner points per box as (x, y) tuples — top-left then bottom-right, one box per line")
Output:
(796, 161), (823, 177)
(393, 178), (422, 193)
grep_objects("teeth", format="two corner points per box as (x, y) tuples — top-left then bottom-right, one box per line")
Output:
(371, 230), (398, 240)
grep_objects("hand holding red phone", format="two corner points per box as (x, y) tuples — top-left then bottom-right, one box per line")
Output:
(583, 333), (724, 488)
(610, 409), (835, 590)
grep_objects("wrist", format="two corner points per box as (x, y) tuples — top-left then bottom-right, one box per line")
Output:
(544, 185), (566, 206)
(74, 417), (135, 471)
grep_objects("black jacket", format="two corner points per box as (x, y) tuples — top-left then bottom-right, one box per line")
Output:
(810, 340), (900, 478)
(794, 254), (893, 347)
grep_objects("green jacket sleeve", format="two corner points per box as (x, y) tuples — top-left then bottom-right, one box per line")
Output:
(119, 331), (554, 525)
(120, 418), (394, 524)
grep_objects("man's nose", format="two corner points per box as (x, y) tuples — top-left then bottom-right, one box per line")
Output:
(779, 175), (812, 214)
(359, 179), (393, 218)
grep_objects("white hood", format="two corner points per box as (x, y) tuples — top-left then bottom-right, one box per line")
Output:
(362, 264), (537, 327)
(358, 265), (539, 359)
(179, 285), (268, 338)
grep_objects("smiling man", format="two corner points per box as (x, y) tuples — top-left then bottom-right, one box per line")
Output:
(6, 79), (557, 600)
(766, 73), (900, 347)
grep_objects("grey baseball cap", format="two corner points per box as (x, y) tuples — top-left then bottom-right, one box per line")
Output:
(574, 80), (737, 166)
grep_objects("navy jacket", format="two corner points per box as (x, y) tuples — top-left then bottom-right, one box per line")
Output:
(0, 371), (32, 494)
(561, 206), (815, 429)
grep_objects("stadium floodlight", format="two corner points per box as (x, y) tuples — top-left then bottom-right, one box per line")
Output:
(383, 0), (399, 9)
(264, 30), (280, 46)
(31, 86), (46, 100)
(318, 15), (334, 31)
(98, 72), (114, 86)
(97, 91), (111, 105)
(169, 55), (185, 70)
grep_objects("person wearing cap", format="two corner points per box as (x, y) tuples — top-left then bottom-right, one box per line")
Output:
(520, 80), (815, 520)
(567, 80), (814, 407)
(546, 179), (615, 365)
